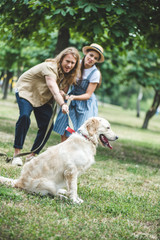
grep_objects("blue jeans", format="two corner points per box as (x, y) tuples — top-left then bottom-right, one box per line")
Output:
(14, 93), (53, 154)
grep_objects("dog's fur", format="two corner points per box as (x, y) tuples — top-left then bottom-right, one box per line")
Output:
(0, 117), (118, 203)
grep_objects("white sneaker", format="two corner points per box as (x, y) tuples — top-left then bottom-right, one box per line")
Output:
(12, 157), (23, 166)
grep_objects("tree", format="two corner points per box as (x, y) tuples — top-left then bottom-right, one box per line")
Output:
(136, 87), (143, 117)
(124, 49), (160, 128)
(0, 39), (54, 99)
(0, 0), (160, 50)
(0, 0), (160, 127)
(142, 90), (160, 128)
(0, 43), (19, 99)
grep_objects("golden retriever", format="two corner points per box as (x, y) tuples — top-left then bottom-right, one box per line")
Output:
(0, 117), (118, 204)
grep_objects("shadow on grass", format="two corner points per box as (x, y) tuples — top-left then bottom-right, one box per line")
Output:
(97, 141), (160, 168)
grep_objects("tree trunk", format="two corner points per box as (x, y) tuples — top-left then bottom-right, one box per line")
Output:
(0, 70), (4, 90)
(54, 27), (70, 56)
(1, 71), (6, 90)
(2, 71), (13, 99)
(142, 89), (160, 129)
(136, 87), (143, 118)
(0, 70), (4, 81)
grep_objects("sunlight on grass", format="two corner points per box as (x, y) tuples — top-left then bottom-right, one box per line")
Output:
(98, 104), (160, 146)
(0, 93), (160, 240)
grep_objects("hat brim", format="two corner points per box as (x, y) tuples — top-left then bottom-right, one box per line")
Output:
(82, 46), (104, 63)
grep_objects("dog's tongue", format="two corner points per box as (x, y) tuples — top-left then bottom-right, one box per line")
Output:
(100, 135), (112, 149)
(106, 141), (112, 149)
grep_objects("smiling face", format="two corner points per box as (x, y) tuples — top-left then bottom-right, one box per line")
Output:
(84, 50), (100, 69)
(61, 54), (77, 73)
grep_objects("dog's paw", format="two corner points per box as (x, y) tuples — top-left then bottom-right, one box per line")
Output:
(57, 189), (68, 196)
(58, 194), (68, 200)
(77, 197), (84, 204)
(71, 197), (84, 204)
(57, 189), (69, 200)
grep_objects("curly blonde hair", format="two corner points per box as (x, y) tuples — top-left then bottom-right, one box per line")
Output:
(46, 47), (80, 88)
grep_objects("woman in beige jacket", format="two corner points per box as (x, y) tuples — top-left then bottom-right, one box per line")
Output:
(12, 47), (80, 166)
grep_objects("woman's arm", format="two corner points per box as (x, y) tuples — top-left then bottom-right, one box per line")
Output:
(59, 86), (69, 99)
(45, 75), (68, 113)
(69, 82), (98, 101)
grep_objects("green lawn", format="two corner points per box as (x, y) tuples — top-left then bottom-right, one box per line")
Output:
(0, 93), (160, 240)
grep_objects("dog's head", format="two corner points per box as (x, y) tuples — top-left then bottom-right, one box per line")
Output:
(78, 117), (118, 149)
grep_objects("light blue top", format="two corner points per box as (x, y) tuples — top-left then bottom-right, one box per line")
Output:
(53, 65), (100, 137)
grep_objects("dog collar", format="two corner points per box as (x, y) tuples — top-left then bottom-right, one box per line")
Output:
(77, 130), (96, 146)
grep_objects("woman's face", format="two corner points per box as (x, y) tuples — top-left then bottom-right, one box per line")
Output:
(84, 50), (100, 69)
(61, 54), (77, 73)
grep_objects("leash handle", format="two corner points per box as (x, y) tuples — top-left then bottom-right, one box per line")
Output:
(0, 153), (12, 163)
(66, 98), (74, 130)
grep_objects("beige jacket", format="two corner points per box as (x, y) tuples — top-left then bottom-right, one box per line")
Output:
(16, 61), (65, 107)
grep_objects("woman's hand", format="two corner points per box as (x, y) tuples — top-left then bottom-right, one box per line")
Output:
(68, 83), (98, 101)
(61, 103), (69, 114)
(68, 95), (75, 101)
(65, 94), (70, 100)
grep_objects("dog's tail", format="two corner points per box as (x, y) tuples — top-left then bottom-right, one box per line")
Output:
(0, 176), (17, 187)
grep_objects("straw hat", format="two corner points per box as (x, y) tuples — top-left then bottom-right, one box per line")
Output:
(82, 43), (104, 63)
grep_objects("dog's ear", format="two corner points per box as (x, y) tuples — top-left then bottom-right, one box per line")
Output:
(86, 118), (99, 136)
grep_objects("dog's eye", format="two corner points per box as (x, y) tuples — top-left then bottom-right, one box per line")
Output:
(107, 127), (110, 129)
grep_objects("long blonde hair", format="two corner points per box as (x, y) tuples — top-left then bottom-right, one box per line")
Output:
(46, 47), (80, 87)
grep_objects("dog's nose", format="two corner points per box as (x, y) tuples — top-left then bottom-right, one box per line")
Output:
(116, 136), (118, 140)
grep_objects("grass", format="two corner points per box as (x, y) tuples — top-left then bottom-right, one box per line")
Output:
(0, 93), (160, 240)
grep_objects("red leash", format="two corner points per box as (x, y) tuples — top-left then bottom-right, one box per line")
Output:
(65, 98), (75, 134)
(66, 126), (75, 134)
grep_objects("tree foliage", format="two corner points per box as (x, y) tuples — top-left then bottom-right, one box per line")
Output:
(124, 49), (160, 128)
(0, 0), (160, 49)
(0, 0), (160, 128)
